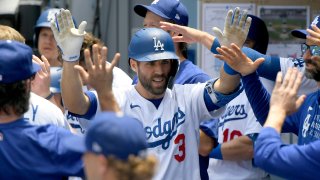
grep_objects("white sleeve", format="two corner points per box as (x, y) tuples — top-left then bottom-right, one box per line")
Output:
(112, 66), (132, 88)
(280, 57), (318, 95)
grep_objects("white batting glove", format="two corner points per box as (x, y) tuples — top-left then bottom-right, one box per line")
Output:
(212, 7), (251, 48)
(50, 9), (87, 62)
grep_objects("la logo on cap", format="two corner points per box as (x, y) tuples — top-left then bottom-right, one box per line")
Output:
(152, 0), (160, 5)
(312, 16), (319, 26)
(153, 37), (164, 51)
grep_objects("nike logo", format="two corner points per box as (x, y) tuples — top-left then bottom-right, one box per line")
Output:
(130, 103), (141, 109)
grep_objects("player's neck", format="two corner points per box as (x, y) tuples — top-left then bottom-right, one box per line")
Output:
(0, 112), (21, 124)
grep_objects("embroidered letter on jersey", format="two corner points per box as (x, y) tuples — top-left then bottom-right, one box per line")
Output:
(145, 108), (185, 150)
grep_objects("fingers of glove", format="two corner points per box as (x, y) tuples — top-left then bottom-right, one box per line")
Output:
(232, 7), (240, 27)
(65, 9), (75, 29)
(212, 27), (223, 42)
(238, 10), (248, 29)
(224, 9), (233, 32)
(78, 21), (87, 34)
(243, 17), (252, 35)
(50, 20), (60, 39)
(60, 9), (69, 34)
(56, 10), (64, 33)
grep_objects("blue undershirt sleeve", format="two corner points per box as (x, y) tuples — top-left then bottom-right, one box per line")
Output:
(210, 40), (281, 81)
(242, 72), (270, 126)
(67, 91), (98, 120)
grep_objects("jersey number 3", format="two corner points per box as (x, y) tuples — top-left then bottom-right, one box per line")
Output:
(174, 134), (186, 162)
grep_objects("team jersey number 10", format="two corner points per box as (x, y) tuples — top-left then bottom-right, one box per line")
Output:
(223, 128), (242, 142)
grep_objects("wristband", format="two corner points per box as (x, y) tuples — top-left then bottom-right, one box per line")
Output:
(210, 38), (221, 54)
(209, 143), (223, 160)
(45, 92), (54, 100)
(223, 63), (239, 75)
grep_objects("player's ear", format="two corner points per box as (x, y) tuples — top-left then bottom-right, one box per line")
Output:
(130, 58), (138, 73)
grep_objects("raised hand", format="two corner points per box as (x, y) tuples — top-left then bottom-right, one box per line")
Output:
(74, 44), (120, 94)
(50, 9), (87, 62)
(160, 21), (209, 44)
(31, 55), (51, 98)
(212, 7), (251, 48)
(307, 25), (320, 46)
(214, 43), (264, 76)
(269, 68), (306, 116)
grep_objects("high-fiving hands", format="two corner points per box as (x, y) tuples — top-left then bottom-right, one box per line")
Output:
(50, 9), (87, 62)
(212, 7), (251, 48)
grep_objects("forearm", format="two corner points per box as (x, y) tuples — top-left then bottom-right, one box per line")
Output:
(199, 32), (215, 50)
(221, 136), (253, 161)
(263, 107), (287, 133)
(61, 62), (89, 114)
(199, 130), (216, 156)
(97, 90), (121, 113)
(213, 66), (241, 94)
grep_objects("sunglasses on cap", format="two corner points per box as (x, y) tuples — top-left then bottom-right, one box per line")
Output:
(301, 43), (320, 56)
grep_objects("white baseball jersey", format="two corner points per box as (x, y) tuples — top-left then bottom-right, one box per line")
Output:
(208, 57), (318, 180)
(65, 66), (132, 134)
(76, 81), (240, 180)
(24, 92), (71, 130)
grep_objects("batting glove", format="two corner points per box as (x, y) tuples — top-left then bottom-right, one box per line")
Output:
(212, 7), (251, 48)
(50, 9), (87, 62)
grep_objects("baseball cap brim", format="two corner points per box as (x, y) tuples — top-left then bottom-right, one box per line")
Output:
(132, 51), (179, 62)
(62, 135), (87, 154)
(291, 29), (307, 39)
(134, 5), (171, 20)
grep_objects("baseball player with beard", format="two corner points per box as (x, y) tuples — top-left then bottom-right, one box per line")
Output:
(51, 9), (251, 180)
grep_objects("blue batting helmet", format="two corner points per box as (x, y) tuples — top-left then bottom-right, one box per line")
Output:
(128, 28), (179, 88)
(34, 8), (60, 48)
(50, 67), (62, 93)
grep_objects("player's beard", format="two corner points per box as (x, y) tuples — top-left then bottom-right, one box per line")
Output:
(138, 73), (169, 96)
(304, 59), (320, 81)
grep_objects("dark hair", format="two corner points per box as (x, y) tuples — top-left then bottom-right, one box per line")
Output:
(247, 15), (269, 54)
(0, 80), (30, 116)
(79, 33), (104, 66)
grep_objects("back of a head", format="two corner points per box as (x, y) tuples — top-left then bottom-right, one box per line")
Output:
(0, 40), (40, 115)
(0, 25), (25, 43)
(247, 15), (269, 54)
(79, 33), (104, 65)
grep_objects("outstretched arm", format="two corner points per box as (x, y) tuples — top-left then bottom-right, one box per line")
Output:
(162, 7), (252, 94)
(254, 69), (312, 180)
(50, 9), (89, 115)
(75, 45), (121, 113)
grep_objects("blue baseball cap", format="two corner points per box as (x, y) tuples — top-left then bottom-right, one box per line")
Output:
(0, 40), (40, 83)
(134, 0), (189, 26)
(50, 67), (62, 93)
(63, 112), (148, 160)
(291, 15), (320, 39)
(247, 15), (269, 54)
